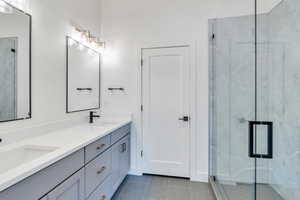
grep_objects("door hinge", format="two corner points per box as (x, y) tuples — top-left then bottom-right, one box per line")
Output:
(141, 105), (143, 112)
(141, 150), (143, 157)
(141, 59), (143, 66)
(211, 33), (215, 40)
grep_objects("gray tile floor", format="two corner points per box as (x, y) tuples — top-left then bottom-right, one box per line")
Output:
(222, 183), (284, 200)
(112, 175), (216, 200)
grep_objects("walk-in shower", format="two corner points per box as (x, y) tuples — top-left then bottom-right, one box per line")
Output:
(209, 0), (300, 199)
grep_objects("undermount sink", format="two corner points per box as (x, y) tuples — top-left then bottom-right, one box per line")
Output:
(0, 145), (58, 174)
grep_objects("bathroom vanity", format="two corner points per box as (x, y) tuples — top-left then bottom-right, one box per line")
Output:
(0, 121), (131, 200)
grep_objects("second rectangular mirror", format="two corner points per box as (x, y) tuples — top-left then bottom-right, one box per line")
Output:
(0, 0), (31, 122)
(66, 36), (100, 113)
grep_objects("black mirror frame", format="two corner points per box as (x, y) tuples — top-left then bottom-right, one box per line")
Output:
(65, 36), (101, 114)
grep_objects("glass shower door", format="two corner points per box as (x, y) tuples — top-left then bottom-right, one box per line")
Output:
(209, 10), (257, 199)
(255, 0), (300, 199)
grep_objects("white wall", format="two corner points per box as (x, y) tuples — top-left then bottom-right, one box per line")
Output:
(100, 0), (281, 181)
(0, 0), (101, 140)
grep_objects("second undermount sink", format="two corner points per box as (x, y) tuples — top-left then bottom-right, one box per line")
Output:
(0, 145), (58, 174)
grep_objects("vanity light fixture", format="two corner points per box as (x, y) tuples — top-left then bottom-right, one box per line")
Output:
(71, 23), (105, 52)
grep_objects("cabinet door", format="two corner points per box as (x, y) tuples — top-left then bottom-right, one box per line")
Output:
(111, 139), (122, 193)
(111, 135), (130, 193)
(120, 135), (130, 179)
(40, 169), (84, 200)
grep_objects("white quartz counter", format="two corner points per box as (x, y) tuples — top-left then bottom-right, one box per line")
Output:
(0, 119), (131, 192)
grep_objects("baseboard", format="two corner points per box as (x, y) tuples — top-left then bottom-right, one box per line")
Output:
(190, 172), (209, 182)
(129, 168), (209, 182)
(128, 168), (143, 176)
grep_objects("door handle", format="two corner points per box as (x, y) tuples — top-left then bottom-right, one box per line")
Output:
(179, 116), (189, 122)
(248, 121), (273, 159)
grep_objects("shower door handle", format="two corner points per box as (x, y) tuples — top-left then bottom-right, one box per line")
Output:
(248, 121), (273, 159)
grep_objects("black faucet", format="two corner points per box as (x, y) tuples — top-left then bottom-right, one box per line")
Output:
(89, 111), (100, 123)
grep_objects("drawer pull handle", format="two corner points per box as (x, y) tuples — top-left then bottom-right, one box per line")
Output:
(100, 195), (106, 200)
(96, 144), (106, 150)
(97, 166), (106, 174)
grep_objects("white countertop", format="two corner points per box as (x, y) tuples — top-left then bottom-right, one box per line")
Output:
(0, 118), (132, 192)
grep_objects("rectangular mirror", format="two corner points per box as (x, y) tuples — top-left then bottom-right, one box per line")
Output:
(66, 37), (100, 113)
(0, 0), (31, 122)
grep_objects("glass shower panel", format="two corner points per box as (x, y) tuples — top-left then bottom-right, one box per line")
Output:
(256, 0), (300, 199)
(209, 13), (256, 200)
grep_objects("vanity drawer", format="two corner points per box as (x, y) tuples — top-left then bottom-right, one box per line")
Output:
(85, 149), (112, 198)
(110, 124), (130, 145)
(86, 176), (113, 200)
(85, 135), (111, 163)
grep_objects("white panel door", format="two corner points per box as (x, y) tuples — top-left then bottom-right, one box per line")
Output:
(142, 46), (190, 177)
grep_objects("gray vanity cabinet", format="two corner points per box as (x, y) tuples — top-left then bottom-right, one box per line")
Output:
(111, 135), (130, 193)
(40, 169), (85, 200)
